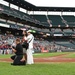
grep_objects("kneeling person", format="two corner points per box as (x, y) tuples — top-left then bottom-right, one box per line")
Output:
(11, 38), (26, 65)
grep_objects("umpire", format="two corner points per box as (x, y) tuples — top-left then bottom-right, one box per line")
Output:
(11, 38), (26, 65)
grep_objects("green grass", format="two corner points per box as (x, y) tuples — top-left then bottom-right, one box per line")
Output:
(0, 54), (11, 59)
(0, 52), (75, 75)
(64, 52), (75, 58)
(0, 62), (75, 75)
(33, 52), (70, 58)
(0, 52), (70, 59)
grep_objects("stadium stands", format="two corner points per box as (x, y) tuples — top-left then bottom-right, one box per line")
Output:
(31, 15), (50, 26)
(62, 15), (75, 22)
(55, 41), (75, 48)
(1, 4), (75, 28)
(48, 15), (65, 27)
(0, 0), (75, 53)
(51, 28), (63, 34)
(63, 29), (73, 33)
(0, 4), (32, 21)
(62, 15), (75, 27)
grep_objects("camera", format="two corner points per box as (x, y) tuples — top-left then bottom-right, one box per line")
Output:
(12, 46), (16, 49)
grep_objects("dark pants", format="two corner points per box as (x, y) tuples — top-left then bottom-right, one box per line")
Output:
(11, 55), (26, 65)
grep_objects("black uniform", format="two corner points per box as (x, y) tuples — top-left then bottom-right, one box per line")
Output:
(11, 43), (26, 65)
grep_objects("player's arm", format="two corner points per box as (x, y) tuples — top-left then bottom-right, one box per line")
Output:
(12, 47), (17, 53)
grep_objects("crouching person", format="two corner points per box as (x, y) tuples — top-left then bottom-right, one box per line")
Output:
(11, 38), (26, 66)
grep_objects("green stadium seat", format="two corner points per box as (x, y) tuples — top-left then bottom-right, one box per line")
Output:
(48, 15), (65, 27)
(30, 15), (50, 26)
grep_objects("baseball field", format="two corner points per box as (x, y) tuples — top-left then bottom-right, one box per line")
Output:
(0, 52), (75, 75)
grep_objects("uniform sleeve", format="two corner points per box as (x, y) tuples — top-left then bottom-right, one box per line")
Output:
(27, 35), (33, 42)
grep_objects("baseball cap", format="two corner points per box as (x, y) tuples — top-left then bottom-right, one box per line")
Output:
(27, 30), (32, 33)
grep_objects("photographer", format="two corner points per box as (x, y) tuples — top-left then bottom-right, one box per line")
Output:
(11, 38), (26, 65)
